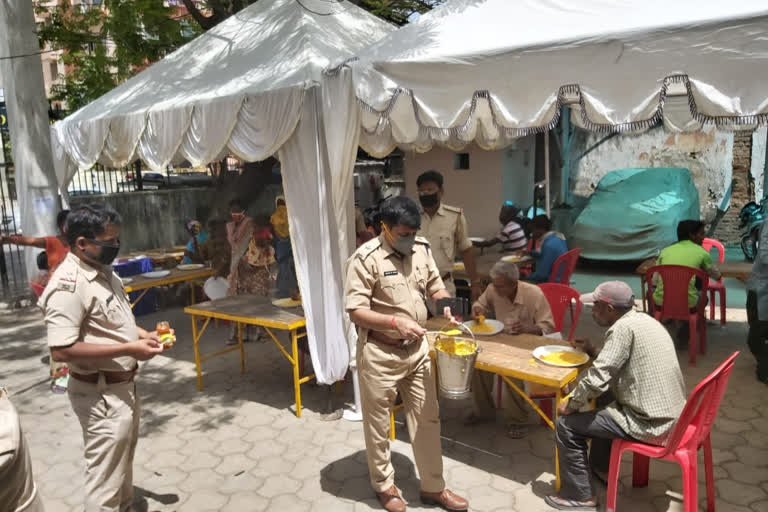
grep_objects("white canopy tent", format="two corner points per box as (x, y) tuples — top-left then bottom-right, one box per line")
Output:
(346, 0), (768, 157)
(49, 0), (393, 385)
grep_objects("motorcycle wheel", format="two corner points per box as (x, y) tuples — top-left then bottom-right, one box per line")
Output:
(742, 231), (759, 262)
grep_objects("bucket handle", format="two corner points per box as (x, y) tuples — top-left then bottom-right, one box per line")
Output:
(436, 320), (477, 343)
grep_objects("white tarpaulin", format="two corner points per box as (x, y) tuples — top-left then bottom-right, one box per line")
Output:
(49, 0), (393, 385)
(348, 0), (768, 157)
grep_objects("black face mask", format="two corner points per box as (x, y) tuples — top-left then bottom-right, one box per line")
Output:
(419, 193), (439, 208)
(85, 239), (120, 265)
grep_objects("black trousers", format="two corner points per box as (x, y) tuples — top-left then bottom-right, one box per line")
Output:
(746, 291), (768, 381)
(555, 394), (632, 501)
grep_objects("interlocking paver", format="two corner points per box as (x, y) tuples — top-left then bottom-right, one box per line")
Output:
(4, 304), (767, 512)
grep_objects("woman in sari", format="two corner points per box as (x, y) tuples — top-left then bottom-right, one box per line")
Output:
(226, 199), (273, 343)
(270, 195), (299, 299)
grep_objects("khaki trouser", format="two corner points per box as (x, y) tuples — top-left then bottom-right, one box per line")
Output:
(358, 337), (445, 493)
(68, 376), (140, 512)
(472, 370), (530, 425)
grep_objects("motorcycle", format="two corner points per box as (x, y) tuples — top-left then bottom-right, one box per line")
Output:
(739, 197), (767, 261)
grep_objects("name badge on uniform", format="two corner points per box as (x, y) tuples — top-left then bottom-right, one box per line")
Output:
(383, 270), (398, 276)
(56, 277), (76, 293)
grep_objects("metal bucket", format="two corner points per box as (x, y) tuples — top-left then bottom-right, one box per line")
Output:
(434, 325), (479, 400)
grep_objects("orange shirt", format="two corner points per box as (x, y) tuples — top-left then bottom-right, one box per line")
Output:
(44, 236), (69, 272)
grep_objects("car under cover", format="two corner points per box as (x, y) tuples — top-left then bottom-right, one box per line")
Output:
(569, 167), (700, 261)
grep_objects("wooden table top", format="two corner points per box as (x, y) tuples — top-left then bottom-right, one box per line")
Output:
(184, 295), (306, 331)
(425, 317), (584, 389)
(453, 251), (533, 281)
(123, 267), (216, 292)
(635, 258), (752, 281)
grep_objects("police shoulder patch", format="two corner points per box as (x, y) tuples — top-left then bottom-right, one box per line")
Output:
(442, 204), (463, 215)
(356, 237), (381, 260)
(414, 236), (430, 246)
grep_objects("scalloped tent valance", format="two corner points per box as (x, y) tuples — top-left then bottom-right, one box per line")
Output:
(346, 0), (768, 157)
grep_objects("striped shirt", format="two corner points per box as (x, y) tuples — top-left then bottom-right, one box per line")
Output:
(499, 220), (527, 252)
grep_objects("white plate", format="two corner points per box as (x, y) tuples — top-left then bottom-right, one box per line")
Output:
(469, 237), (485, 243)
(272, 298), (302, 308)
(462, 319), (504, 336)
(132, 254), (147, 260)
(177, 264), (204, 270)
(532, 345), (589, 367)
(203, 276), (229, 300)
(501, 254), (523, 263)
(121, 277), (133, 284)
(141, 270), (170, 279)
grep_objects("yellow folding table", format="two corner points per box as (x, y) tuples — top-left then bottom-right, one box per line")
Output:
(392, 318), (589, 490)
(183, 295), (312, 417)
(123, 267), (216, 308)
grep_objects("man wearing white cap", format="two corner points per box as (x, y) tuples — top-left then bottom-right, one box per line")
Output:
(545, 281), (686, 511)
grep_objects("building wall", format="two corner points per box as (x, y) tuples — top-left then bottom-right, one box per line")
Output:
(403, 145), (504, 238)
(570, 127), (733, 224)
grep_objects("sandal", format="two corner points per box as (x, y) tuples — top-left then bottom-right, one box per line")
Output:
(506, 424), (529, 439)
(544, 495), (597, 511)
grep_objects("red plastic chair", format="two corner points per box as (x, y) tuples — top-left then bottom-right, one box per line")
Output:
(538, 283), (582, 341)
(29, 281), (46, 298)
(507, 283), (583, 422)
(548, 248), (580, 285)
(702, 238), (726, 325)
(647, 265), (708, 366)
(605, 351), (739, 512)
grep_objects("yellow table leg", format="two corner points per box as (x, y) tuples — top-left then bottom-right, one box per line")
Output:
(555, 388), (562, 491)
(191, 314), (203, 391)
(389, 410), (396, 441)
(291, 329), (302, 418)
(190, 281), (196, 305)
(130, 288), (150, 309)
(238, 323), (245, 374)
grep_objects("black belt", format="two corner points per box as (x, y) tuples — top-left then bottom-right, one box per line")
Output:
(368, 331), (416, 347)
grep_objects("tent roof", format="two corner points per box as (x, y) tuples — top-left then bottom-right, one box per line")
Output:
(350, 0), (768, 155)
(53, 0), (393, 172)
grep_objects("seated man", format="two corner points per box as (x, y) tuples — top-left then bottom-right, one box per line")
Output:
(468, 260), (555, 439)
(474, 201), (528, 253)
(652, 220), (721, 345)
(526, 215), (568, 283)
(653, 219), (721, 308)
(545, 281), (686, 511)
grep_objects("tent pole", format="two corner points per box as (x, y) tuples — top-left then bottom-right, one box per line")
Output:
(560, 106), (570, 205)
(545, 131), (551, 216)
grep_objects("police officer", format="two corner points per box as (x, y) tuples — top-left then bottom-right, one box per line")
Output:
(40, 205), (170, 512)
(345, 197), (469, 512)
(416, 170), (480, 302)
(0, 388), (44, 512)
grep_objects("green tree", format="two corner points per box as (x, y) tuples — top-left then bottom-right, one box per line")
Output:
(36, 0), (441, 115)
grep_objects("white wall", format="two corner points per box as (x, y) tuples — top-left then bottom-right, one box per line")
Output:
(571, 127), (733, 222)
(502, 136), (537, 209)
(403, 145), (504, 238)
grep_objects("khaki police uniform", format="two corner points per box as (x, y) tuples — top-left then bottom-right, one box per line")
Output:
(345, 234), (446, 493)
(418, 203), (473, 298)
(40, 252), (140, 512)
(0, 388), (44, 512)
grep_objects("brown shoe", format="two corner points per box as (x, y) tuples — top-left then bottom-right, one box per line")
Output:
(376, 485), (407, 512)
(420, 488), (468, 511)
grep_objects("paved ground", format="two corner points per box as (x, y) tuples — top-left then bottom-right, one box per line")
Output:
(3, 297), (767, 512)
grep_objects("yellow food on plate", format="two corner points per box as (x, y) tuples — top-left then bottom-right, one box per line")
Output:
(540, 350), (588, 366)
(470, 320), (495, 334)
(441, 329), (462, 336)
(435, 338), (477, 356)
(476, 315), (486, 323)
